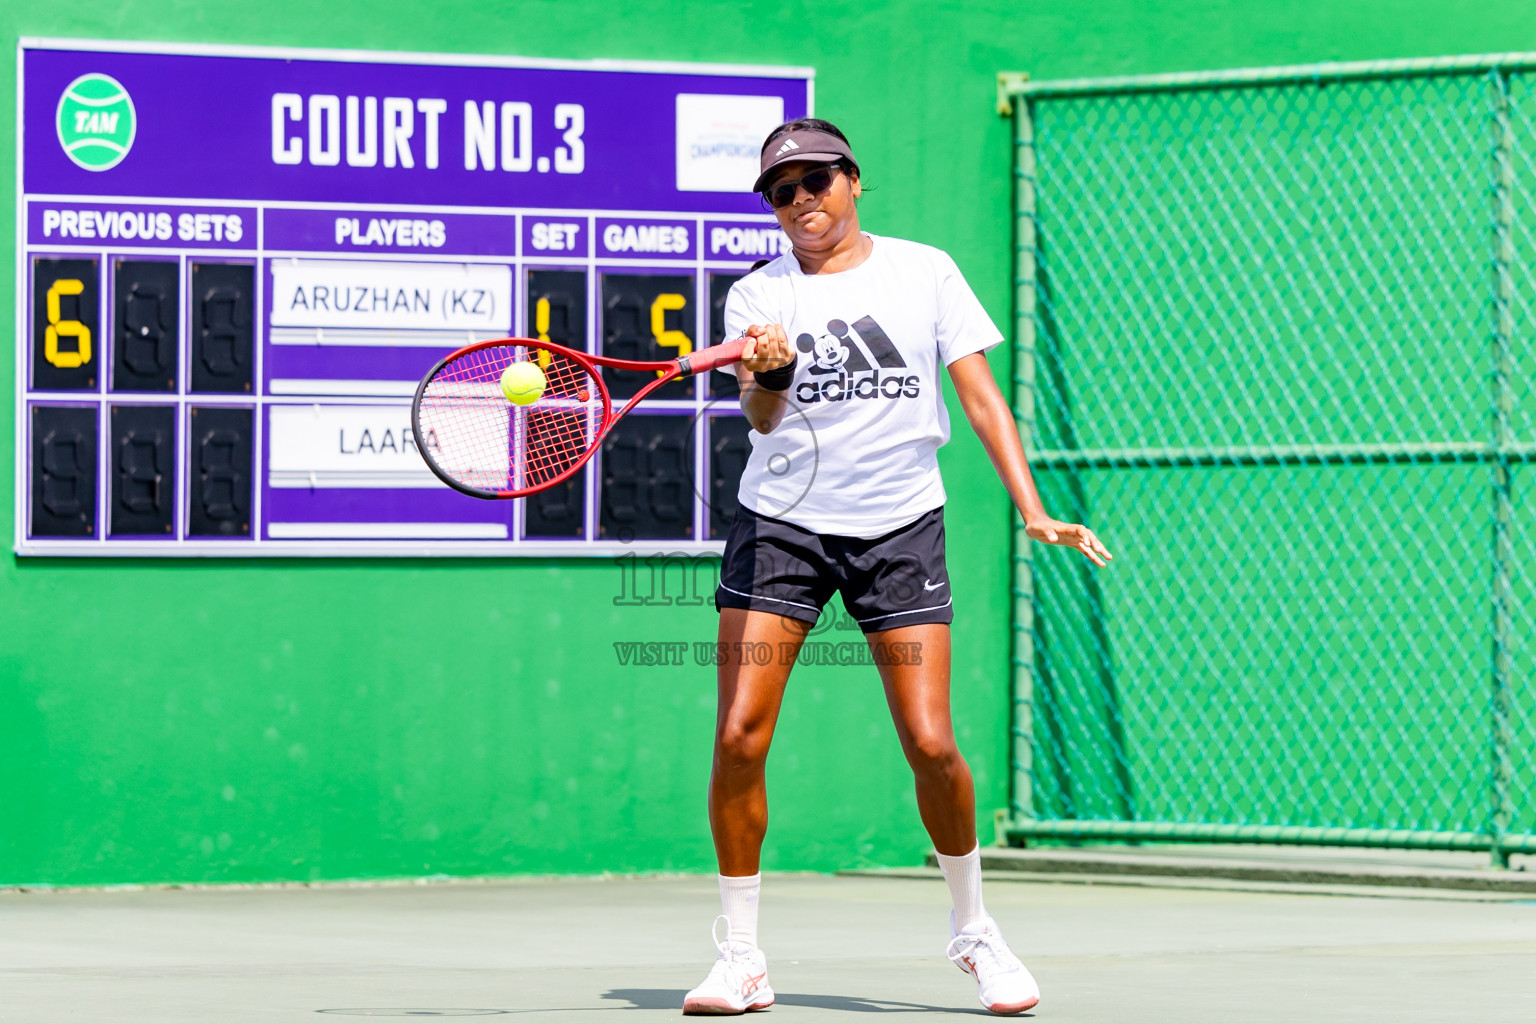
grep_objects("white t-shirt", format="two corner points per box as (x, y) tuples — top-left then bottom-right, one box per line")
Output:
(722, 234), (1003, 538)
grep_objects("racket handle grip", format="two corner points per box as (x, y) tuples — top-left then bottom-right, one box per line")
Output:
(678, 337), (748, 377)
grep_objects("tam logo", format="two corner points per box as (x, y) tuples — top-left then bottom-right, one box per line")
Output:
(56, 73), (137, 171)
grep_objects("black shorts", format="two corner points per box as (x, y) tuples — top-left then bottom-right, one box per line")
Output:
(715, 506), (954, 633)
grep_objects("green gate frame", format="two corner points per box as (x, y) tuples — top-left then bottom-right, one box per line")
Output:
(999, 54), (1536, 868)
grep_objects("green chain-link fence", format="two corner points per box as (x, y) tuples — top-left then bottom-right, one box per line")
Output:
(1001, 55), (1536, 866)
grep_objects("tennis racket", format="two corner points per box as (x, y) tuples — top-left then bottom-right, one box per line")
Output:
(412, 335), (748, 498)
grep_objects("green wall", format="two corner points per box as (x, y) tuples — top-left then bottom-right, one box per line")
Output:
(5, 1), (1536, 886)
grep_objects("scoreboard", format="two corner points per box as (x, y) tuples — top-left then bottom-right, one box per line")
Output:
(15, 40), (810, 555)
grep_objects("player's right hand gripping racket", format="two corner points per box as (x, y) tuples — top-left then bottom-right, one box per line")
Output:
(412, 336), (747, 498)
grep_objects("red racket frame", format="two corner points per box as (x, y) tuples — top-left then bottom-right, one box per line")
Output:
(412, 334), (747, 499)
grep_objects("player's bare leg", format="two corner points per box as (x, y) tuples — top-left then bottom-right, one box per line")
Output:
(684, 607), (806, 1015)
(710, 607), (806, 874)
(870, 622), (1040, 1015)
(869, 622), (976, 855)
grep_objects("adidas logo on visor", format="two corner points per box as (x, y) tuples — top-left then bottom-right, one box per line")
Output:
(774, 139), (800, 156)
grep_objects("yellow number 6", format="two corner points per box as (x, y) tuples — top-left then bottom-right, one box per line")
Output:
(650, 293), (691, 377)
(45, 278), (92, 369)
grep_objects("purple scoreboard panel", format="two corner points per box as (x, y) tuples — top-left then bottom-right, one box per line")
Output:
(15, 40), (809, 555)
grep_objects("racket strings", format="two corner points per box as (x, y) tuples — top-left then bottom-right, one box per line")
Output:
(418, 345), (599, 494)
(523, 407), (589, 483)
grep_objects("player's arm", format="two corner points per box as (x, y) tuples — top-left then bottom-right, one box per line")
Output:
(947, 352), (1113, 567)
(735, 323), (795, 434)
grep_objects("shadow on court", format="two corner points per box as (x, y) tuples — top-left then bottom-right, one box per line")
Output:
(602, 989), (999, 1015)
(314, 999), (999, 1018)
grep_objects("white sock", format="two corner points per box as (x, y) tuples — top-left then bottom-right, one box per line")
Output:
(718, 873), (761, 948)
(935, 845), (987, 932)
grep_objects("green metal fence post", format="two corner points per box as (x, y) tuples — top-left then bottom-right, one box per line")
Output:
(1488, 70), (1516, 870)
(1007, 81), (1039, 836)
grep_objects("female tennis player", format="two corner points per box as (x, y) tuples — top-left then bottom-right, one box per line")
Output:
(682, 119), (1111, 1016)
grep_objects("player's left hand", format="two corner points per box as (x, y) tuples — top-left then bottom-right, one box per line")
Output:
(1026, 518), (1113, 567)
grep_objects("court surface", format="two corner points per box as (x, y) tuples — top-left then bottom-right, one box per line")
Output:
(5, 872), (1535, 1023)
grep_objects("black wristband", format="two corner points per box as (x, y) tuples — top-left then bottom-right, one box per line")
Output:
(753, 353), (797, 391)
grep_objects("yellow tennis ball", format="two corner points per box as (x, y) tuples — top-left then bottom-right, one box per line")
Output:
(500, 361), (547, 405)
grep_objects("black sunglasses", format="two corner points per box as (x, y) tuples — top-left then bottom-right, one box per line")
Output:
(764, 164), (843, 210)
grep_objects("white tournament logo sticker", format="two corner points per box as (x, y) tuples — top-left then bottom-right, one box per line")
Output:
(675, 93), (785, 192)
(56, 73), (137, 171)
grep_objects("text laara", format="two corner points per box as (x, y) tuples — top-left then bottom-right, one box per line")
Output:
(338, 426), (418, 456)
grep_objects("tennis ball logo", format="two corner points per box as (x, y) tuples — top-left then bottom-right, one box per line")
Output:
(56, 73), (137, 171)
(500, 361), (547, 405)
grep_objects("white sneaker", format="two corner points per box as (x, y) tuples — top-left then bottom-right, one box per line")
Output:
(682, 915), (775, 1015)
(946, 912), (1040, 1014)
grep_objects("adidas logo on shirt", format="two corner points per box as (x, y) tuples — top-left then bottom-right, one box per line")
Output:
(793, 316), (921, 403)
(775, 139), (800, 156)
